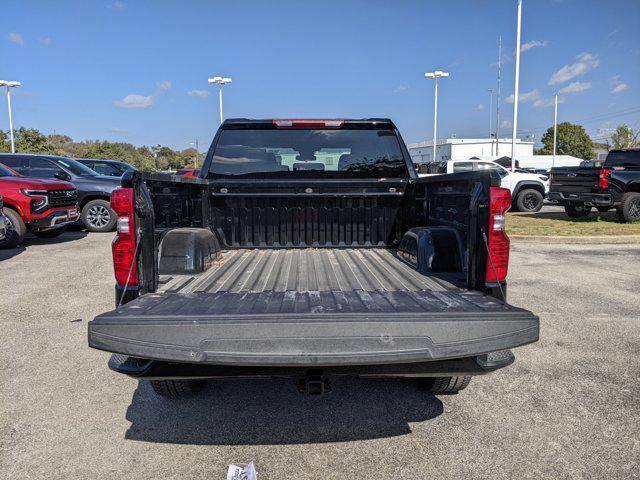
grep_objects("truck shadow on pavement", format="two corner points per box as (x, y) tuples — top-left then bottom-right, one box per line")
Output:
(124, 377), (443, 445)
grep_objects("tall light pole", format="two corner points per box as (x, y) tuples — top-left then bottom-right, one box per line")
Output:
(552, 93), (558, 169)
(424, 71), (449, 163)
(510, 0), (523, 172)
(488, 88), (494, 155)
(190, 140), (199, 168)
(496, 35), (502, 157)
(0, 80), (21, 153)
(207, 76), (232, 125)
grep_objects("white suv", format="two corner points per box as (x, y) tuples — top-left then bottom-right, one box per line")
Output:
(421, 160), (548, 212)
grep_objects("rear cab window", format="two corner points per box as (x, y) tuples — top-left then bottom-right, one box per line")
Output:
(605, 150), (640, 169)
(206, 123), (410, 179)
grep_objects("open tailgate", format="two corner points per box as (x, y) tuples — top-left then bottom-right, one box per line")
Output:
(88, 290), (538, 367)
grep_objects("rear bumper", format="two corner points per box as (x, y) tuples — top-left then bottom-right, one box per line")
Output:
(548, 191), (616, 206)
(28, 207), (80, 231)
(107, 349), (517, 379)
(88, 300), (539, 368)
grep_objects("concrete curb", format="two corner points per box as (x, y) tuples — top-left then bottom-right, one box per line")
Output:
(509, 235), (640, 244)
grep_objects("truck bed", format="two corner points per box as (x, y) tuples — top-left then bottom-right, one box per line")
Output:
(89, 248), (539, 367)
(157, 248), (463, 295)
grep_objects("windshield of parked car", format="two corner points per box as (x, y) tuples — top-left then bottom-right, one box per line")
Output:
(0, 163), (18, 177)
(605, 150), (640, 168)
(207, 128), (409, 178)
(53, 157), (99, 177)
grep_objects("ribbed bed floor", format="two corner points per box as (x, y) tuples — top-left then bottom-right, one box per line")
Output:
(158, 248), (463, 295)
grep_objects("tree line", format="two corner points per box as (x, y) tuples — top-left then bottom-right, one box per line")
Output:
(535, 123), (638, 159)
(0, 127), (202, 171)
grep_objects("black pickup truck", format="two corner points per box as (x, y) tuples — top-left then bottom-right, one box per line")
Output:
(88, 118), (539, 398)
(549, 149), (640, 222)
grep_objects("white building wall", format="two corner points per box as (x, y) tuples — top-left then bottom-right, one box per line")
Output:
(408, 138), (534, 163)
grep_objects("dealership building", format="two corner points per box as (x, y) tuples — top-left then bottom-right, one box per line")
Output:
(407, 138), (534, 164)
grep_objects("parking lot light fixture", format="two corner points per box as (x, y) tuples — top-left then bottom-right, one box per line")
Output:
(207, 76), (232, 126)
(424, 71), (449, 163)
(0, 80), (21, 153)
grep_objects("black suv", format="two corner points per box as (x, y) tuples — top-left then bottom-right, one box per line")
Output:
(0, 153), (121, 232)
(76, 158), (137, 177)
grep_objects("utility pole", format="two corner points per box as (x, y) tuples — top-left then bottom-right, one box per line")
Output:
(495, 36), (502, 157)
(194, 139), (199, 168)
(510, 0), (523, 172)
(424, 71), (449, 163)
(552, 93), (558, 169)
(488, 89), (494, 155)
(0, 80), (21, 153)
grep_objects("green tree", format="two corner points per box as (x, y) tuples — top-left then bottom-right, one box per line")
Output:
(0, 130), (10, 152)
(610, 125), (639, 149)
(14, 127), (55, 154)
(539, 122), (594, 160)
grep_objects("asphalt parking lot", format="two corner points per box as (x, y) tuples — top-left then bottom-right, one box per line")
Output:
(1, 232), (638, 479)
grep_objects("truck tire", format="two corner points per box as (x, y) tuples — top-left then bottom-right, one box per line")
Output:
(419, 376), (472, 394)
(32, 226), (67, 238)
(619, 192), (640, 223)
(515, 189), (544, 212)
(149, 379), (205, 398)
(82, 199), (116, 232)
(0, 208), (26, 248)
(564, 203), (592, 219)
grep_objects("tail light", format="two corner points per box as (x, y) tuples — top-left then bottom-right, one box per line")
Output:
(598, 168), (611, 189)
(110, 187), (138, 286)
(485, 186), (511, 283)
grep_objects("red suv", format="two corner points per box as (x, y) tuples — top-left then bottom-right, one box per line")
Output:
(0, 162), (79, 248)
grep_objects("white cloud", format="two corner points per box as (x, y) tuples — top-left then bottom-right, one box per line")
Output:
(156, 80), (171, 90)
(113, 94), (155, 109)
(501, 119), (512, 129)
(611, 74), (621, 82)
(476, 103), (485, 111)
(393, 85), (409, 93)
(112, 1), (125, 8)
(611, 83), (628, 94)
(548, 52), (599, 85)
(110, 127), (128, 134)
(504, 89), (540, 104)
(38, 36), (52, 46)
(8, 32), (24, 45)
(533, 96), (566, 108)
(558, 81), (591, 94)
(521, 40), (548, 53)
(187, 89), (210, 98)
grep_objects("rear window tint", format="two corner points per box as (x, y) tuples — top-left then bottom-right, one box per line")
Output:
(605, 151), (640, 168)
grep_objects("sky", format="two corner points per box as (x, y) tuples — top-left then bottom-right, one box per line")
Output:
(1, 0), (639, 151)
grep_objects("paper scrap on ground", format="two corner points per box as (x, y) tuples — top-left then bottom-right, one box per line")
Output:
(227, 462), (257, 480)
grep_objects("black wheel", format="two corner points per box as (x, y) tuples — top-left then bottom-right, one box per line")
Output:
(596, 206), (611, 213)
(149, 379), (205, 398)
(564, 203), (592, 219)
(620, 192), (640, 223)
(419, 376), (472, 394)
(32, 226), (67, 238)
(0, 208), (26, 248)
(81, 199), (116, 232)
(515, 189), (544, 212)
